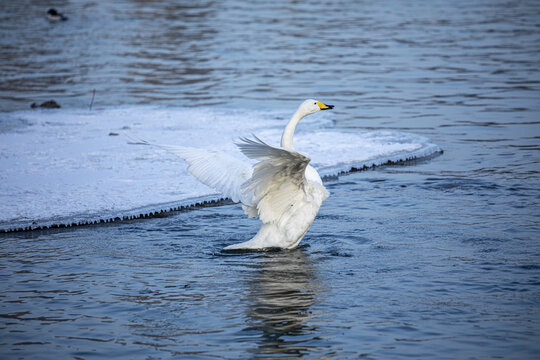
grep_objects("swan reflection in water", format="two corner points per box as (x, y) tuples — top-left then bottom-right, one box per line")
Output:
(243, 248), (327, 357)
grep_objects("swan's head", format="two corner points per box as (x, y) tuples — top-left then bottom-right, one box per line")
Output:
(298, 99), (334, 116)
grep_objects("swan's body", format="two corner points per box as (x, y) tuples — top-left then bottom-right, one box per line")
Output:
(138, 99), (333, 250)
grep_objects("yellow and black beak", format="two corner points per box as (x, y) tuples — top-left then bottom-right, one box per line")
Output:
(317, 101), (334, 110)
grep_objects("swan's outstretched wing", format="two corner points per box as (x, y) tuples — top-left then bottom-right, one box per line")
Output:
(236, 136), (311, 224)
(127, 135), (252, 203)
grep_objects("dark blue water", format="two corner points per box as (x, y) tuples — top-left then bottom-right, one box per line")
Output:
(1, 0), (539, 359)
(1, 170), (539, 359)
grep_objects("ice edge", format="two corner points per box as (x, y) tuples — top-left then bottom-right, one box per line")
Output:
(0, 146), (442, 233)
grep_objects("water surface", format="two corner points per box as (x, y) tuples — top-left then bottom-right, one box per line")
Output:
(1, 0), (539, 358)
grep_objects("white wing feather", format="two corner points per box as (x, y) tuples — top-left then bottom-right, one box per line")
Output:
(127, 134), (314, 224)
(236, 136), (311, 224)
(127, 135), (252, 203)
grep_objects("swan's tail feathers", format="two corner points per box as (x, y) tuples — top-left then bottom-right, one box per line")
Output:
(223, 224), (278, 250)
(223, 241), (254, 251)
(125, 133), (252, 203)
(223, 223), (305, 250)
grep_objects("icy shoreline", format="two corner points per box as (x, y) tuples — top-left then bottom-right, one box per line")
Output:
(0, 106), (441, 232)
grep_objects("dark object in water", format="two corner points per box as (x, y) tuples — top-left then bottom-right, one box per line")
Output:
(109, 132), (119, 136)
(47, 8), (68, 22)
(89, 89), (96, 111)
(31, 100), (61, 109)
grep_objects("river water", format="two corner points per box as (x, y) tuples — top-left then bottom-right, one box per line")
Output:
(1, 0), (539, 359)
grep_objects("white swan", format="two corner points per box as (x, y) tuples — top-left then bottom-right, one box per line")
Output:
(136, 99), (333, 250)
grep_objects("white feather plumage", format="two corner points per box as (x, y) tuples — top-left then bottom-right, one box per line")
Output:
(132, 99), (333, 250)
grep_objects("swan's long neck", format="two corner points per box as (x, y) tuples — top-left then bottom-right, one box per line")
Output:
(280, 109), (305, 150)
